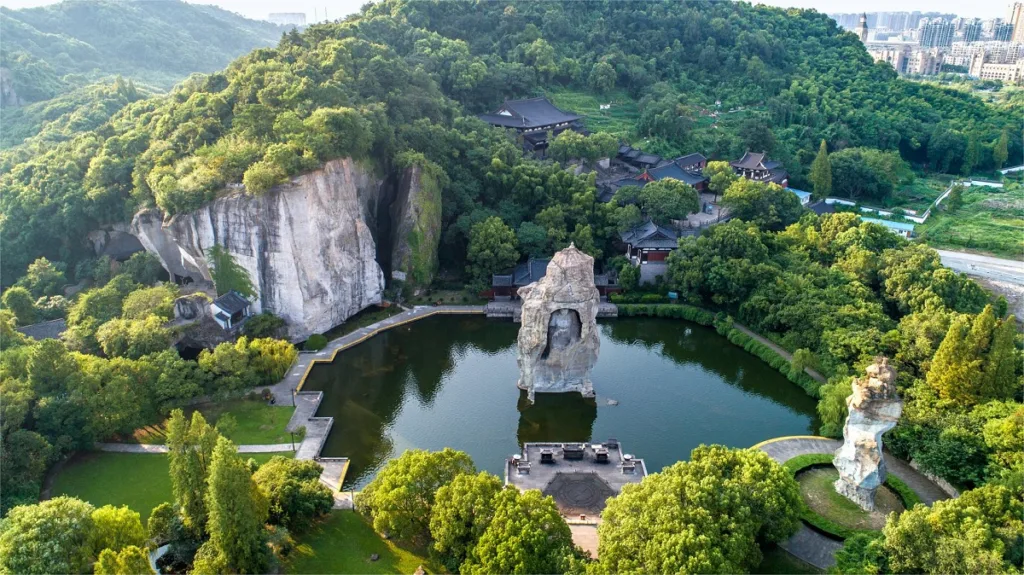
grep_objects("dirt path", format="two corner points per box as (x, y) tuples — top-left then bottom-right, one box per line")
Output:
(732, 324), (826, 383)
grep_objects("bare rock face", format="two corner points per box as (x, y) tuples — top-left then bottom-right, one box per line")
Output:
(517, 244), (600, 402)
(833, 357), (903, 510)
(131, 158), (385, 341)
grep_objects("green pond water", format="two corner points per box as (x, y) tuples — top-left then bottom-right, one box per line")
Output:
(303, 315), (821, 489)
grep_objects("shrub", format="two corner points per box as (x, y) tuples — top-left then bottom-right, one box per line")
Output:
(304, 334), (327, 351)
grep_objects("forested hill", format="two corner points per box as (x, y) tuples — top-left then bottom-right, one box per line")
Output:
(0, 0), (286, 105)
(1, 0), (1019, 284)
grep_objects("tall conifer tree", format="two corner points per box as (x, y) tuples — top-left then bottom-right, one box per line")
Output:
(810, 139), (832, 197)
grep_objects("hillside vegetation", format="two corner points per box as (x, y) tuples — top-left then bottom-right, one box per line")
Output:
(1, 0), (1020, 284)
(0, 0), (284, 107)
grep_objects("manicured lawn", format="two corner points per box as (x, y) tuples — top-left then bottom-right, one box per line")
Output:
(918, 186), (1024, 259)
(546, 87), (639, 138)
(756, 546), (821, 574)
(406, 288), (487, 307)
(286, 511), (439, 574)
(50, 451), (290, 520)
(797, 468), (902, 532)
(131, 399), (295, 445)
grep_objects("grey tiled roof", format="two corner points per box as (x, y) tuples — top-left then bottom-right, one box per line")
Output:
(619, 220), (681, 249)
(731, 151), (767, 170)
(16, 318), (67, 341)
(212, 291), (250, 314)
(478, 98), (580, 129)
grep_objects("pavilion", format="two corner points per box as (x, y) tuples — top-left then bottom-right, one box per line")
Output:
(731, 151), (789, 187)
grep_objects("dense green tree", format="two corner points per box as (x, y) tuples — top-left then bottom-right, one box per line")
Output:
(588, 61), (616, 94)
(962, 133), (980, 176)
(596, 445), (802, 574)
(722, 178), (803, 231)
(461, 488), (575, 575)
(146, 502), (176, 546)
(206, 245), (255, 299)
(831, 532), (888, 575)
(193, 436), (269, 574)
(252, 456), (333, 530)
(466, 217), (519, 288)
(2, 286), (37, 326)
(704, 160), (738, 203)
(516, 222), (549, 258)
(118, 253), (165, 286)
(96, 316), (173, 359)
(810, 139), (832, 197)
(993, 129), (1009, 170)
(945, 183), (965, 213)
(926, 306), (1016, 407)
(14, 258), (67, 297)
(638, 178), (699, 226)
(881, 484), (1022, 574)
(120, 285), (177, 320)
(429, 471), (504, 572)
(166, 409), (219, 537)
(357, 448), (475, 545)
(241, 312), (285, 338)
(91, 505), (146, 553)
(0, 496), (96, 575)
(94, 546), (154, 575)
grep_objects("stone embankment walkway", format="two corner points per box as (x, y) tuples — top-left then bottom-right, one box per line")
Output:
(732, 324), (826, 383)
(753, 436), (952, 570)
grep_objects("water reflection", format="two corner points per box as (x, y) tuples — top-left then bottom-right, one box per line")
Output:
(516, 391), (598, 445)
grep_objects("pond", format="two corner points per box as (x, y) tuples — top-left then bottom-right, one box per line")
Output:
(302, 315), (821, 489)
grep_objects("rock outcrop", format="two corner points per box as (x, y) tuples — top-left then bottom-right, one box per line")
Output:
(517, 244), (600, 402)
(131, 158), (385, 341)
(833, 357), (903, 511)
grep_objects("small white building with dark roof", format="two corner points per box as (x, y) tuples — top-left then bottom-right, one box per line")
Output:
(210, 291), (252, 330)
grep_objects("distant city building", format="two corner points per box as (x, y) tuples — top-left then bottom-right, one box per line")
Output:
(1011, 3), (1024, 43)
(857, 13), (869, 42)
(963, 19), (982, 42)
(920, 18), (955, 47)
(995, 22), (1015, 41)
(268, 12), (306, 27)
(969, 53), (1024, 83)
(948, 42), (1024, 66)
(867, 44), (944, 75)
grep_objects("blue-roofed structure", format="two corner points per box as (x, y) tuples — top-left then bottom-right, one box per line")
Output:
(860, 217), (915, 238)
(786, 188), (812, 205)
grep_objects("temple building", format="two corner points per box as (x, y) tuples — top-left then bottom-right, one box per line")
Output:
(491, 256), (620, 300)
(478, 97), (584, 153)
(619, 220), (681, 284)
(730, 152), (789, 187)
(210, 291), (252, 330)
(601, 152), (709, 202)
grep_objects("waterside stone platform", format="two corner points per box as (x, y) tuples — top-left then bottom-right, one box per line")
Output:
(486, 300), (617, 321)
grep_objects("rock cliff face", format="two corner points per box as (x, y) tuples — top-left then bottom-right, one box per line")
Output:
(517, 245), (601, 402)
(390, 162), (442, 287)
(131, 158), (386, 340)
(833, 357), (903, 511)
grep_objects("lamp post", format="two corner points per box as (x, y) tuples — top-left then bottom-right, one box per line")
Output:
(291, 385), (296, 407)
(290, 430), (296, 451)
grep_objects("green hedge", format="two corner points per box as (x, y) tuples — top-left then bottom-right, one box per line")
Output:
(784, 453), (923, 540)
(719, 327), (821, 398)
(615, 303), (717, 326)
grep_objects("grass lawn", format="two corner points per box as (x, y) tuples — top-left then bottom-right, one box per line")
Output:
(130, 399), (295, 445)
(286, 511), (439, 574)
(546, 87), (639, 138)
(917, 185), (1024, 259)
(756, 546), (821, 574)
(798, 468), (902, 532)
(406, 288), (487, 307)
(50, 451), (290, 520)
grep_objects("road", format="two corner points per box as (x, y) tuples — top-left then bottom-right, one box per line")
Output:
(936, 249), (1024, 285)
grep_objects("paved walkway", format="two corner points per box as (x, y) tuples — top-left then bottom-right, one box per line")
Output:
(733, 325), (826, 383)
(754, 436), (953, 570)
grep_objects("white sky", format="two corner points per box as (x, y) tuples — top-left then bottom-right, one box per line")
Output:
(0, 0), (1014, 23)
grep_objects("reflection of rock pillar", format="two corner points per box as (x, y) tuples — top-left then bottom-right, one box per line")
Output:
(516, 244), (600, 402)
(833, 357), (902, 511)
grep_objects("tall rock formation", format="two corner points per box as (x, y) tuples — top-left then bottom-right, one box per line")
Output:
(131, 158), (386, 341)
(517, 244), (600, 402)
(389, 160), (442, 287)
(833, 357), (903, 511)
